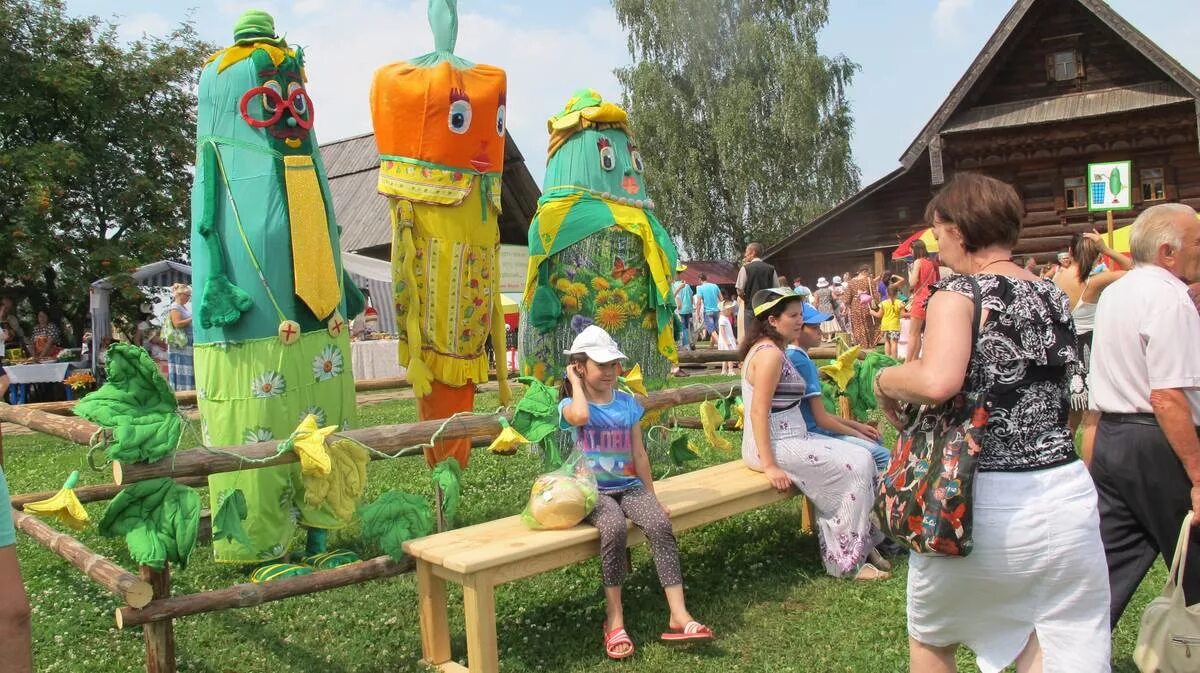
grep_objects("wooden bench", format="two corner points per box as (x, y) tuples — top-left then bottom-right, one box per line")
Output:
(403, 460), (805, 673)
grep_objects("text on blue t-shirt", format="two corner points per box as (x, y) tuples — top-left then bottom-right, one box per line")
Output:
(559, 390), (645, 493)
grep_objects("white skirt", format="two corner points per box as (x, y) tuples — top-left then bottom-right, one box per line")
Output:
(907, 460), (1111, 673)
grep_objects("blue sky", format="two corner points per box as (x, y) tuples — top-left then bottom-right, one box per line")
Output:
(68, 0), (1200, 187)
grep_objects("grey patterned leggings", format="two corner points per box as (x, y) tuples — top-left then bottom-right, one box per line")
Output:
(586, 485), (682, 588)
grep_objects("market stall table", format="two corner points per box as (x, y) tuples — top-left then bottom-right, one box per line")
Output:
(351, 339), (406, 381)
(4, 361), (76, 404)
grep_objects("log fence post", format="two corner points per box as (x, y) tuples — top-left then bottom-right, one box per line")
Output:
(141, 564), (176, 673)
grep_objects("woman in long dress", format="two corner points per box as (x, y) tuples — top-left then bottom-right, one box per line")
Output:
(740, 287), (888, 580)
(845, 266), (879, 349)
(812, 278), (838, 342)
(166, 283), (194, 391)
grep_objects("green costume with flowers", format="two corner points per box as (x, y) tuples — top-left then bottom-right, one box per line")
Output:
(520, 89), (679, 386)
(191, 12), (364, 564)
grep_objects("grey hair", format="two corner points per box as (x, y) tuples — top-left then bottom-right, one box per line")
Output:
(1129, 203), (1196, 265)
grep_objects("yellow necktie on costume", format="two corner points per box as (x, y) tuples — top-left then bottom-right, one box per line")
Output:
(284, 155), (339, 320)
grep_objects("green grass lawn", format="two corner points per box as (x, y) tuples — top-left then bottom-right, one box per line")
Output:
(6, 374), (1162, 672)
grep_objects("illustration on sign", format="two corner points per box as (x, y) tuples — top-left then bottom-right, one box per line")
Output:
(1087, 161), (1133, 211)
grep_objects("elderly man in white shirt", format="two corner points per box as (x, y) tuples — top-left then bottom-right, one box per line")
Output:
(1088, 202), (1200, 628)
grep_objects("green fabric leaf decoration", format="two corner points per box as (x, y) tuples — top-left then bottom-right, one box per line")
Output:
(211, 489), (251, 547)
(511, 377), (561, 444)
(99, 477), (201, 570)
(358, 491), (434, 561)
(430, 458), (462, 527)
(845, 352), (898, 421)
(74, 343), (182, 464)
(669, 435), (700, 465)
(819, 380), (839, 415)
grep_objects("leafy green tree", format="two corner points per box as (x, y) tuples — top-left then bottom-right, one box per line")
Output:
(612, 0), (860, 259)
(0, 0), (213, 340)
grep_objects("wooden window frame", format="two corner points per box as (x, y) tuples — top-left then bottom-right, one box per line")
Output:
(1064, 176), (1087, 210)
(1141, 167), (1166, 202)
(1047, 49), (1084, 82)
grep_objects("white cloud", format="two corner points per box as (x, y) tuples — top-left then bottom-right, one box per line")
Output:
(115, 11), (171, 44)
(932, 0), (976, 42)
(205, 0), (631, 186)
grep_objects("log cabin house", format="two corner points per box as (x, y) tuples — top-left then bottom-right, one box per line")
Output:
(765, 0), (1200, 280)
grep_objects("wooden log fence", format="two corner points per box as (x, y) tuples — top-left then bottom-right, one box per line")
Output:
(11, 508), (154, 608)
(6, 365), (879, 672)
(10, 476), (209, 509)
(113, 383), (740, 486)
(116, 555), (415, 629)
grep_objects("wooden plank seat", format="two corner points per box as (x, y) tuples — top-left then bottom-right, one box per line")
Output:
(402, 460), (804, 673)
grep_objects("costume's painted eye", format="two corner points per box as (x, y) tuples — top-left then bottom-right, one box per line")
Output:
(262, 80), (283, 112)
(598, 138), (616, 171)
(629, 144), (644, 173)
(287, 82), (308, 116)
(495, 104), (506, 136)
(448, 99), (472, 134)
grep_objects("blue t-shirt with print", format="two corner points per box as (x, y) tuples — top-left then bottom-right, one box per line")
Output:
(784, 345), (824, 432)
(674, 281), (694, 316)
(559, 390), (644, 493)
(696, 282), (721, 313)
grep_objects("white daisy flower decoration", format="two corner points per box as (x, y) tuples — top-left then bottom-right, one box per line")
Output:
(298, 406), (327, 426)
(312, 344), (344, 382)
(251, 371), (286, 398)
(243, 427), (274, 443)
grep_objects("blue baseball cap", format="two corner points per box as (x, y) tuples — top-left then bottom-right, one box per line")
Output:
(801, 303), (832, 325)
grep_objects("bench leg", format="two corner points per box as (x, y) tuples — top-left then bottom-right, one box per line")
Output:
(416, 560), (452, 666)
(462, 574), (499, 673)
(800, 496), (816, 534)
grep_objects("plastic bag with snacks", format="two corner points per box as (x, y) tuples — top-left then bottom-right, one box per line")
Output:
(520, 452), (598, 530)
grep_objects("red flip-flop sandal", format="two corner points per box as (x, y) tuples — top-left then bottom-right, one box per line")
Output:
(661, 620), (714, 642)
(604, 624), (635, 660)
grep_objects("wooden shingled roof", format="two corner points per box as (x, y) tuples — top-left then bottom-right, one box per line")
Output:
(321, 132), (541, 256)
(898, 0), (1200, 169)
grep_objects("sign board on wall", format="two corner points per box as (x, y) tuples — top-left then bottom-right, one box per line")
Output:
(498, 244), (530, 294)
(1087, 161), (1134, 211)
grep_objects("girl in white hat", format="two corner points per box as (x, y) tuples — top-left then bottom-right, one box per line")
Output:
(560, 326), (713, 658)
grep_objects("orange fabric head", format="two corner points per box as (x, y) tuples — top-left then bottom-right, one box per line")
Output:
(371, 60), (507, 173)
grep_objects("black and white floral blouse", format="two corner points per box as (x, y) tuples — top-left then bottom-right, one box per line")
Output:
(929, 273), (1084, 472)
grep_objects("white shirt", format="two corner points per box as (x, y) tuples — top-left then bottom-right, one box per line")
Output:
(1088, 264), (1200, 423)
(716, 314), (737, 350)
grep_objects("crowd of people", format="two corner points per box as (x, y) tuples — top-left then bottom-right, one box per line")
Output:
(728, 172), (1200, 671)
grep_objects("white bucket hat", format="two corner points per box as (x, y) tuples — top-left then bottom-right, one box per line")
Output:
(816, 277), (829, 288)
(831, 275), (842, 284)
(564, 325), (627, 363)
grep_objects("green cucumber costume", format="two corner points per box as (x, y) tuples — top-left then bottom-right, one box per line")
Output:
(191, 11), (364, 564)
(519, 89), (679, 387)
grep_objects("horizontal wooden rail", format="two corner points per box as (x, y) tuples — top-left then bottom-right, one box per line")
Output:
(113, 383), (740, 485)
(12, 508), (153, 608)
(10, 476), (209, 509)
(115, 554), (414, 628)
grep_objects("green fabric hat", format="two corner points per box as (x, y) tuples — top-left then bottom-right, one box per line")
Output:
(234, 10), (277, 42)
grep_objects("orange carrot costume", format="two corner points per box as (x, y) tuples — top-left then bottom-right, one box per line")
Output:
(369, 0), (510, 468)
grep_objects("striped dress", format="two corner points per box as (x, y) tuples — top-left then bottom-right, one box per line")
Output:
(166, 303), (195, 391)
(740, 341), (881, 577)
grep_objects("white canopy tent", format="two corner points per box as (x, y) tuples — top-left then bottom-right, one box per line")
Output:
(341, 252), (396, 335)
(89, 260), (192, 372)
